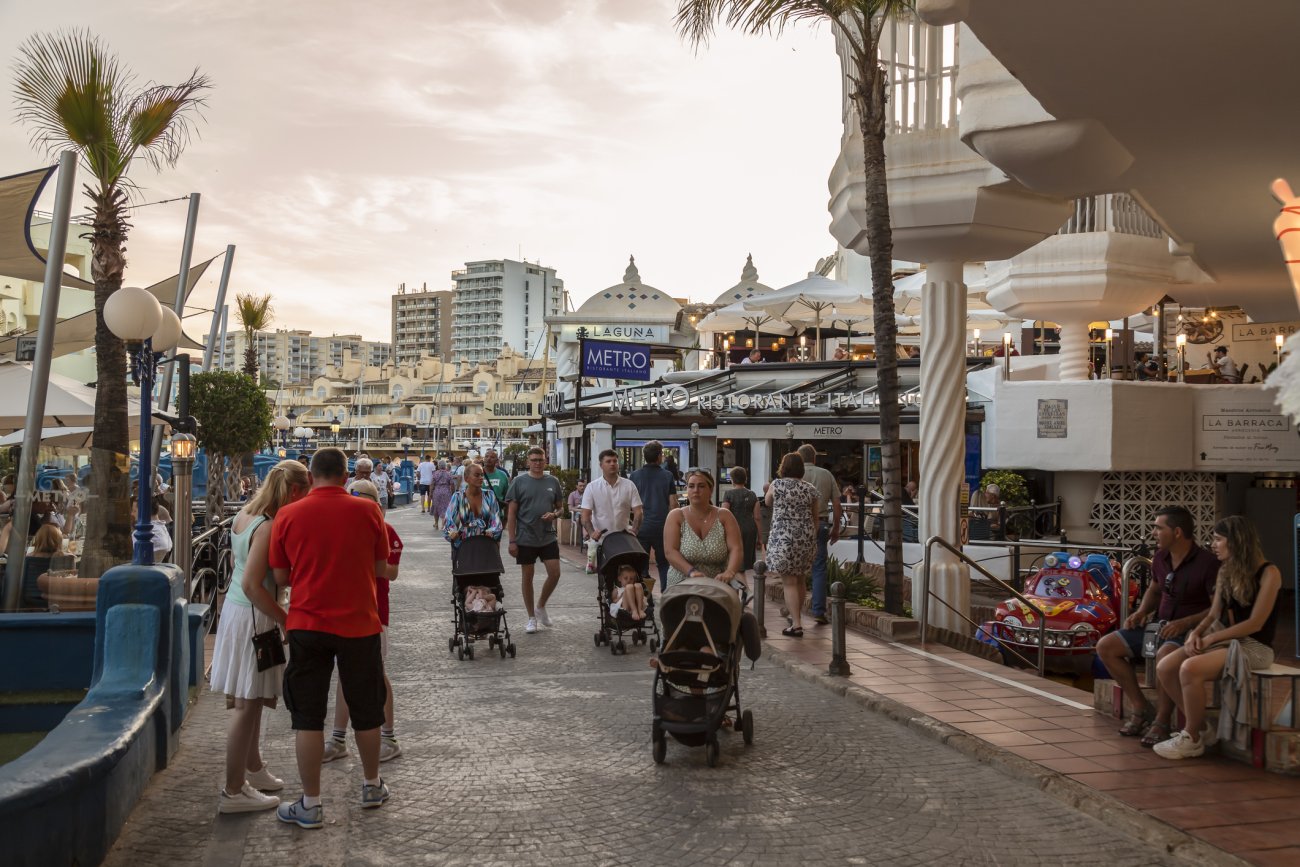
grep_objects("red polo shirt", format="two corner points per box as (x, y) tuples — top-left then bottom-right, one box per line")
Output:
(269, 485), (388, 637)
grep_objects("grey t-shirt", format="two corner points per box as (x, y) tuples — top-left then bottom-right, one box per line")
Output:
(505, 472), (565, 547)
(803, 464), (838, 521)
(630, 463), (676, 533)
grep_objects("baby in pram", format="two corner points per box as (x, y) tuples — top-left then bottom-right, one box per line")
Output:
(465, 585), (498, 613)
(609, 564), (647, 621)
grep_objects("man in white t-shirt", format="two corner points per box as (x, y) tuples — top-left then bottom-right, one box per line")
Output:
(372, 462), (392, 511)
(415, 455), (436, 513)
(1209, 345), (1240, 383)
(580, 449), (643, 541)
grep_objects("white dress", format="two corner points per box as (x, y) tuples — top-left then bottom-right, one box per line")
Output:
(208, 515), (282, 703)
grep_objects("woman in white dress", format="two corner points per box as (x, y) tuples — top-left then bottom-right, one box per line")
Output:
(209, 459), (308, 813)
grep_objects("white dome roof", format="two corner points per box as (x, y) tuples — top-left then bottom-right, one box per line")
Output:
(575, 256), (682, 317)
(711, 254), (774, 305)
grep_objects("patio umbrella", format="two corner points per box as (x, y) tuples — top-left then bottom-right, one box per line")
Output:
(0, 361), (150, 434)
(695, 300), (797, 336)
(0, 426), (94, 449)
(744, 273), (873, 360)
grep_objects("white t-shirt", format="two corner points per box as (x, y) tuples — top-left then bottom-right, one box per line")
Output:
(1215, 354), (1240, 381)
(417, 461), (435, 486)
(580, 476), (643, 535)
(373, 469), (390, 501)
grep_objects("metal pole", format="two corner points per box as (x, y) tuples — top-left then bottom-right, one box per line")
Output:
(202, 244), (236, 371)
(3, 152), (77, 611)
(829, 581), (849, 676)
(217, 306), (229, 366)
(132, 340), (157, 566)
(920, 536), (932, 643)
(175, 455), (194, 597)
(752, 560), (767, 638)
(153, 194), (201, 469)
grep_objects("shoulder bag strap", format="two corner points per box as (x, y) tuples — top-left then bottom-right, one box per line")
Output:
(246, 515), (271, 635)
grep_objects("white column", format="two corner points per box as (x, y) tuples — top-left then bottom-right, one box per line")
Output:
(1057, 319), (1092, 381)
(698, 434), (718, 491)
(750, 439), (773, 494)
(588, 424), (613, 482)
(1055, 471), (1103, 543)
(917, 261), (970, 633)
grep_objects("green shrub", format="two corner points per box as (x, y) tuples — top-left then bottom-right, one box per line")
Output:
(979, 469), (1030, 507)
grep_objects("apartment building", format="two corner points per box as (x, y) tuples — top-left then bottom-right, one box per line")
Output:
(219, 329), (391, 384)
(391, 282), (453, 364)
(450, 259), (565, 365)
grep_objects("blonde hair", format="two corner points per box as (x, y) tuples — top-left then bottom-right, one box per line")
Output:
(1213, 515), (1267, 607)
(349, 479), (380, 502)
(244, 460), (309, 518)
(32, 524), (62, 556)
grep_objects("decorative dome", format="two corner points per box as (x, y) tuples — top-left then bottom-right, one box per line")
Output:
(711, 254), (774, 305)
(575, 255), (682, 318)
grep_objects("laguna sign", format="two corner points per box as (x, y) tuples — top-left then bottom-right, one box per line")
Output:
(581, 339), (652, 381)
(559, 323), (667, 343)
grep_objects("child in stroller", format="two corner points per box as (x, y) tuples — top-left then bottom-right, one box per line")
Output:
(594, 531), (660, 655)
(448, 535), (515, 661)
(651, 577), (761, 767)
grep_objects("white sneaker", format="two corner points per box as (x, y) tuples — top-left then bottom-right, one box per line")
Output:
(1201, 720), (1219, 748)
(1153, 729), (1205, 759)
(525, 618), (537, 634)
(379, 737), (402, 762)
(219, 782), (280, 814)
(246, 764), (284, 792)
(537, 606), (552, 627)
(322, 737), (349, 763)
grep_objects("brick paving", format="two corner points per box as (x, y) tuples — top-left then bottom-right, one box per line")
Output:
(106, 503), (1192, 866)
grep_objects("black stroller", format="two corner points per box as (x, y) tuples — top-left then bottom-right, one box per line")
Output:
(651, 578), (760, 767)
(593, 531), (660, 655)
(448, 535), (515, 661)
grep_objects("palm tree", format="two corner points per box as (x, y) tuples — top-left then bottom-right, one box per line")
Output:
(13, 30), (209, 574)
(235, 293), (273, 378)
(676, 0), (912, 614)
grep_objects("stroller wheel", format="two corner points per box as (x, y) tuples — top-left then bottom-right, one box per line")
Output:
(498, 640), (506, 658)
(652, 735), (667, 764)
(593, 632), (602, 647)
(617, 640), (627, 655)
(705, 735), (720, 768)
(456, 645), (464, 661)
(741, 710), (754, 746)
(466, 643), (475, 660)
(448, 637), (456, 654)
(649, 638), (659, 653)
(488, 636), (497, 648)
(507, 643), (517, 658)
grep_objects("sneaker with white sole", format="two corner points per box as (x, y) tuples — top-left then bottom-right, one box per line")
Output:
(1201, 720), (1220, 748)
(219, 782), (280, 814)
(361, 779), (390, 809)
(246, 764), (284, 792)
(525, 618), (537, 634)
(1153, 729), (1205, 759)
(379, 737), (402, 762)
(321, 738), (348, 763)
(277, 796), (324, 828)
(537, 606), (552, 627)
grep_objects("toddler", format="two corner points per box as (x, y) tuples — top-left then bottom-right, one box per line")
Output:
(465, 585), (498, 613)
(610, 564), (647, 621)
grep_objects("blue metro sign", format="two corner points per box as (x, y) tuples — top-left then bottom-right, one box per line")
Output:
(581, 338), (652, 381)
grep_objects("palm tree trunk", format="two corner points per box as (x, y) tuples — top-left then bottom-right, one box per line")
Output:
(855, 62), (906, 615)
(242, 334), (257, 378)
(204, 450), (225, 531)
(81, 193), (134, 576)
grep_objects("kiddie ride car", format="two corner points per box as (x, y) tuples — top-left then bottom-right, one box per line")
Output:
(977, 552), (1139, 675)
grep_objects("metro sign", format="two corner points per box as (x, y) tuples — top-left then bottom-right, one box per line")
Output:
(581, 338), (651, 381)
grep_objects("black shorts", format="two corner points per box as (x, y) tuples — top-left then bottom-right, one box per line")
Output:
(1114, 626), (1186, 659)
(283, 629), (386, 731)
(514, 540), (560, 565)
(415, 482), (428, 494)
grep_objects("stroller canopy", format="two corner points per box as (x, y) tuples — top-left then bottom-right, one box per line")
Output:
(660, 578), (742, 643)
(597, 531), (649, 578)
(453, 535), (504, 578)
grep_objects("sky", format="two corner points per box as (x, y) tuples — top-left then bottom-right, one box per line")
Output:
(0, 0), (845, 344)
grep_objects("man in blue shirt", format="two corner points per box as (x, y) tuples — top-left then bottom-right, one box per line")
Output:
(629, 441), (679, 591)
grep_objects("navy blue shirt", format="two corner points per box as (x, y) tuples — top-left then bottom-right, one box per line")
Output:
(630, 463), (676, 534)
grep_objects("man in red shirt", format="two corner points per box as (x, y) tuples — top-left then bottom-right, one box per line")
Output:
(270, 447), (392, 828)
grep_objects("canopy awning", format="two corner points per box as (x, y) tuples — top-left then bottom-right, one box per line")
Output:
(0, 165), (93, 290)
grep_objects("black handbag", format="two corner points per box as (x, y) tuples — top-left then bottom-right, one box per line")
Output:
(250, 606), (286, 672)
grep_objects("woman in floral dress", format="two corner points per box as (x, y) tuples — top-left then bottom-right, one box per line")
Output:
(429, 460), (456, 530)
(764, 452), (819, 637)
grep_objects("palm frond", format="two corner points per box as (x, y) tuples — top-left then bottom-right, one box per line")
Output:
(235, 293), (274, 333)
(124, 71), (211, 173)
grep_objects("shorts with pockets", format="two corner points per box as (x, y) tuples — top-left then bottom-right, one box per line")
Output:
(514, 540), (560, 565)
(283, 629), (386, 731)
(1115, 626), (1185, 659)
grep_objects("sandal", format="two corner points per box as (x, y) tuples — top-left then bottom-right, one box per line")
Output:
(1140, 721), (1172, 748)
(1118, 708), (1154, 737)
(781, 626), (804, 637)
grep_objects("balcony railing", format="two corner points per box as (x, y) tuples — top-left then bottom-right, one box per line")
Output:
(1058, 193), (1165, 239)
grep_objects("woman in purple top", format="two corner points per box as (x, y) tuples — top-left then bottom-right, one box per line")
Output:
(429, 460), (456, 530)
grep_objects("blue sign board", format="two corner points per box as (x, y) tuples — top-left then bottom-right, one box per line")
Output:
(581, 338), (652, 381)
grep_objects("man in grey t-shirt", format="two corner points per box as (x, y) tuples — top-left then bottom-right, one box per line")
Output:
(797, 444), (842, 624)
(629, 440), (679, 591)
(505, 446), (566, 634)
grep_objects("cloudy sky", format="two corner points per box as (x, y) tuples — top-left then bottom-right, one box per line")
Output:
(0, 0), (843, 343)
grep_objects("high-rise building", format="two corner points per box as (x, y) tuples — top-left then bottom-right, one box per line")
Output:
(219, 329), (391, 384)
(450, 259), (565, 365)
(391, 282), (453, 364)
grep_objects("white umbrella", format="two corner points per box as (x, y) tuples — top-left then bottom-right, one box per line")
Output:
(696, 300), (797, 336)
(0, 362), (150, 434)
(744, 273), (873, 360)
(0, 426), (94, 449)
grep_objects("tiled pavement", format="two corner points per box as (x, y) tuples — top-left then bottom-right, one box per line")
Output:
(103, 506), (1194, 866)
(751, 588), (1300, 867)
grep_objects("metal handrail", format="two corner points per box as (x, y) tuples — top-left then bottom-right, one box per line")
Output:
(1119, 554), (1152, 627)
(921, 534), (1047, 675)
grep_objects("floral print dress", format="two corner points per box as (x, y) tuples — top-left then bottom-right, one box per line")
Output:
(765, 477), (817, 577)
(430, 468), (456, 519)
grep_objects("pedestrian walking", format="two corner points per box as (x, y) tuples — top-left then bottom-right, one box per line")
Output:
(210, 459), (309, 815)
(482, 449), (511, 502)
(663, 468), (742, 588)
(629, 441), (678, 591)
(268, 448), (393, 828)
(566, 477), (587, 545)
(797, 444), (842, 626)
(580, 449), (643, 546)
(415, 454), (435, 513)
(371, 461), (392, 511)
(765, 453), (819, 637)
(505, 446), (565, 634)
(443, 462), (504, 555)
(429, 460), (456, 530)
(322, 480), (403, 764)
(720, 466), (760, 580)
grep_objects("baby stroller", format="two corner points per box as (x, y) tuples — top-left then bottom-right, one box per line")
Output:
(651, 578), (760, 767)
(448, 535), (515, 661)
(594, 531), (660, 655)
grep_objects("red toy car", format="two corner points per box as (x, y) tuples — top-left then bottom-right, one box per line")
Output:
(978, 552), (1138, 673)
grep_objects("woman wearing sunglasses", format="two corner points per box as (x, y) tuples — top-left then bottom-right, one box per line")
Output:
(663, 468), (742, 589)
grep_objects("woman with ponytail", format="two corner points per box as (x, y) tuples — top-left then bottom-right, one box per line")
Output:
(1154, 515), (1281, 759)
(210, 459), (310, 812)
